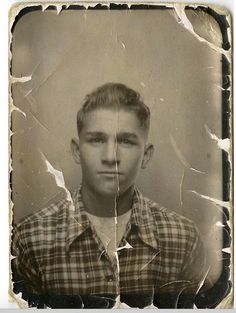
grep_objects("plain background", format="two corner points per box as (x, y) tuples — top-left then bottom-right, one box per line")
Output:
(1, 2), (234, 308)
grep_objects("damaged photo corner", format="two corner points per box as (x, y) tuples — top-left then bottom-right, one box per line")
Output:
(8, 0), (233, 309)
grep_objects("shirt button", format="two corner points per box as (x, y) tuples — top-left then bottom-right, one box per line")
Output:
(105, 275), (114, 282)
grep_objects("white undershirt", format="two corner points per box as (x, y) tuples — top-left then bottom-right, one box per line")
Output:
(86, 210), (132, 259)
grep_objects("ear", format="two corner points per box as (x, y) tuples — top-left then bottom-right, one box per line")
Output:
(71, 138), (81, 164)
(141, 143), (154, 169)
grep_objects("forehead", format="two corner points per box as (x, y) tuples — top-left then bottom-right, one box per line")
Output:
(81, 108), (145, 135)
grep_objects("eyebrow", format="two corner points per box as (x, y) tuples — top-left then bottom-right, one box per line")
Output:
(84, 131), (138, 139)
(84, 132), (107, 137)
(116, 132), (138, 140)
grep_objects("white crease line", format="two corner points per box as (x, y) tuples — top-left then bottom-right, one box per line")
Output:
(170, 135), (205, 174)
(117, 241), (133, 251)
(10, 75), (32, 84)
(205, 124), (230, 153)
(40, 152), (74, 207)
(174, 4), (230, 58)
(10, 104), (26, 118)
(189, 190), (231, 210)
(180, 169), (185, 207)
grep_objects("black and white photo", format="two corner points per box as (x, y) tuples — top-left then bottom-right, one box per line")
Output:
(9, 3), (232, 309)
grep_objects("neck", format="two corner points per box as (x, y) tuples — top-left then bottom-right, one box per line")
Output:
(81, 185), (134, 217)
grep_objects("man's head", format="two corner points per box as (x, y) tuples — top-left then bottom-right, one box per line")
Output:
(76, 83), (150, 139)
(71, 83), (154, 197)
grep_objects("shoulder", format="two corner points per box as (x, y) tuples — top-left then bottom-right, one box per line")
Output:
(144, 196), (200, 246)
(16, 198), (70, 226)
(13, 198), (71, 245)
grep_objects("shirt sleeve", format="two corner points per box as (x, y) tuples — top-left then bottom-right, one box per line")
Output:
(11, 223), (43, 306)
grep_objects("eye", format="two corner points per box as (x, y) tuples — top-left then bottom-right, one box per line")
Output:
(93, 138), (103, 142)
(88, 137), (105, 144)
(118, 138), (135, 145)
(122, 139), (131, 144)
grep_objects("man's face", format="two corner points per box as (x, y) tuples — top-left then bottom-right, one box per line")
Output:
(73, 108), (153, 197)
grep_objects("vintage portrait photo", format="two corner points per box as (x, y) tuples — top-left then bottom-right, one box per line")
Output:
(9, 2), (232, 309)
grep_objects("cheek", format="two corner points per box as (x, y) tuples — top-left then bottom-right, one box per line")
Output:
(123, 150), (144, 171)
(80, 153), (96, 172)
(80, 144), (101, 164)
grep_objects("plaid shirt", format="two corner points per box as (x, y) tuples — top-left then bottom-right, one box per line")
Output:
(12, 188), (207, 308)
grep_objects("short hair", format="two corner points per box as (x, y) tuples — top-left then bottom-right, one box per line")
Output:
(77, 83), (150, 136)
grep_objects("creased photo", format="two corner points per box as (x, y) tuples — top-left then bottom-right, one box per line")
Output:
(9, 2), (232, 309)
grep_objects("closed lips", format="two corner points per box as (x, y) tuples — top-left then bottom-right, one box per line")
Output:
(98, 171), (122, 174)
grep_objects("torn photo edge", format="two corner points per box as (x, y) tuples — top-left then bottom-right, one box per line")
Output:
(8, 1), (233, 309)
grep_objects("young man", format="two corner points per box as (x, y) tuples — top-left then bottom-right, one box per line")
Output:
(12, 83), (207, 308)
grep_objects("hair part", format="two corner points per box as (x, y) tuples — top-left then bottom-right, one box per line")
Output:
(77, 83), (150, 136)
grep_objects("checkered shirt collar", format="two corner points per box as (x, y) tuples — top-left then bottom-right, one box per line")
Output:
(66, 186), (160, 252)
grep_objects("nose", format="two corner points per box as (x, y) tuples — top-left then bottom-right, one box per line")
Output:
(101, 139), (120, 166)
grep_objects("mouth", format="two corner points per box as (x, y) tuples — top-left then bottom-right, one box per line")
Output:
(98, 171), (123, 175)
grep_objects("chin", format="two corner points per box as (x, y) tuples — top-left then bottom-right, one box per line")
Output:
(95, 184), (121, 197)
(98, 184), (132, 198)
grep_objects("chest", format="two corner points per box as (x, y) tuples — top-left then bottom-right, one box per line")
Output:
(38, 231), (184, 295)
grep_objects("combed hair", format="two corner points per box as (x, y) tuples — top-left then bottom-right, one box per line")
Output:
(77, 83), (150, 136)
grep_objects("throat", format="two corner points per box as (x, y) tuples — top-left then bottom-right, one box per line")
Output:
(81, 185), (134, 217)
(86, 209), (132, 259)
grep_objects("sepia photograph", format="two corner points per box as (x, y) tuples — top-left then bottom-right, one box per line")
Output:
(9, 2), (232, 309)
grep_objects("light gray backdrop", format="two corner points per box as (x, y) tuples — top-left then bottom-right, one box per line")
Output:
(11, 7), (224, 283)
